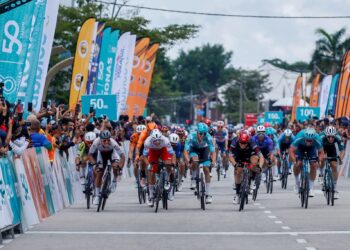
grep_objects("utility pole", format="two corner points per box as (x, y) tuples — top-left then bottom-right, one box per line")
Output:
(239, 81), (243, 124)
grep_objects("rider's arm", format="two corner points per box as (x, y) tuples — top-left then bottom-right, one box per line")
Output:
(207, 134), (216, 164)
(289, 145), (297, 164)
(336, 135), (346, 161)
(88, 139), (98, 164)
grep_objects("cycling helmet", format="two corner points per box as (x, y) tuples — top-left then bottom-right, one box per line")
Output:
(284, 129), (293, 137)
(151, 129), (162, 141)
(239, 132), (250, 143)
(161, 126), (169, 133)
(169, 133), (180, 144)
(136, 125), (146, 133)
(264, 122), (271, 128)
(304, 128), (317, 140)
(176, 127), (184, 135)
(266, 127), (276, 136)
(256, 125), (266, 133)
(100, 130), (111, 139)
(325, 126), (337, 136)
(197, 122), (208, 134)
(228, 127), (234, 133)
(84, 132), (96, 142)
(217, 121), (224, 127)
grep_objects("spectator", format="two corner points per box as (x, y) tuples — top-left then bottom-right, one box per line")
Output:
(28, 118), (52, 150)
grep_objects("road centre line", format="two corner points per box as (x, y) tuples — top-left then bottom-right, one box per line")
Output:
(26, 230), (350, 236)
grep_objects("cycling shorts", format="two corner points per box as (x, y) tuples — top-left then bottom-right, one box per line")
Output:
(189, 146), (211, 167)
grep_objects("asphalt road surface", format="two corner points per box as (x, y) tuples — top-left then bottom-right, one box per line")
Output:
(2, 169), (350, 250)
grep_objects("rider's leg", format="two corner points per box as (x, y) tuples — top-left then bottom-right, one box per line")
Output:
(309, 161), (318, 190)
(330, 160), (339, 190)
(293, 160), (302, 191)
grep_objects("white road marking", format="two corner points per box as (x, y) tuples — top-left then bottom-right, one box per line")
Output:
(305, 247), (317, 250)
(254, 203), (261, 206)
(282, 226), (291, 230)
(0, 245), (3, 249)
(274, 221), (283, 224)
(268, 215), (277, 219)
(264, 210), (272, 214)
(26, 230), (350, 236)
(2, 240), (12, 244)
(297, 239), (307, 244)
(259, 206), (265, 209)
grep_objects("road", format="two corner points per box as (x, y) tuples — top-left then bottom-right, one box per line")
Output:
(2, 169), (350, 250)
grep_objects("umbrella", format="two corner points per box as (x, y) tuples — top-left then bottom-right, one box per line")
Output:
(272, 97), (309, 107)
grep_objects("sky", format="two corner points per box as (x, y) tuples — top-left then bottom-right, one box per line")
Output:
(59, 0), (350, 70)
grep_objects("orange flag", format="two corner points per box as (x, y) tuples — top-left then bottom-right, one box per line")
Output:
(69, 18), (96, 110)
(335, 50), (350, 118)
(309, 74), (320, 107)
(127, 43), (159, 117)
(125, 38), (150, 118)
(291, 76), (303, 122)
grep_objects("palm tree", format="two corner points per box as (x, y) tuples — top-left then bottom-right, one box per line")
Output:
(311, 28), (350, 75)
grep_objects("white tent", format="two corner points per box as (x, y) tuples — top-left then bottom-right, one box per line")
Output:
(272, 97), (309, 107)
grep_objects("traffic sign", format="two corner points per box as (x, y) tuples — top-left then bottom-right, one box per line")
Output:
(82, 94), (117, 120)
(264, 111), (284, 124)
(296, 106), (320, 122)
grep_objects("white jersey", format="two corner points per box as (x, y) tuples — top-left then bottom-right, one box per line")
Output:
(89, 137), (124, 156)
(143, 135), (174, 156)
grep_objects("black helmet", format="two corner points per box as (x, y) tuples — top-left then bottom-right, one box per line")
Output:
(100, 130), (111, 139)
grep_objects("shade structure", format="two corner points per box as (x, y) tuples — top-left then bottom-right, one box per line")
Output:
(272, 97), (309, 107)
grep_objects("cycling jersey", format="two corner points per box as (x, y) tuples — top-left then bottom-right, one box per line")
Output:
(214, 129), (228, 143)
(172, 142), (182, 158)
(292, 129), (323, 159)
(320, 134), (344, 158)
(143, 135), (174, 156)
(129, 132), (139, 147)
(89, 138), (124, 156)
(229, 137), (260, 162)
(278, 134), (295, 153)
(252, 135), (274, 159)
(185, 132), (215, 153)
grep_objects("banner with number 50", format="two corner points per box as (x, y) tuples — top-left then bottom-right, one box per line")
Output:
(0, 0), (35, 103)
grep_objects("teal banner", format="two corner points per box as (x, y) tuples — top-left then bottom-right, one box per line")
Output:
(82, 94), (118, 120)
(96, 28), (119, 95)
(257, 116), (265, 125)
(296, 107), (321, 122)
(0, 1), (35, 103)
(264, 111), (284, 124)
(326, 74), (339, 116)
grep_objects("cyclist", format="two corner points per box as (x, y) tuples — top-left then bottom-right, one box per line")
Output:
(129, 124), (146, 185)
(253, 126), (274, 180)
(320, 126), (345, 199)
(204, 118), (215, 137)
(214, 121), (229, 176)
(276, 129), (294, 178)
(229, 131), (264, 204)
(266, 127), (279, 178)
(289, 128), (324, 197)
(227, 127), (237, 149)
(75, 132), (97, 190)
(88, 130), (126, 205)
(135, 122), (157, 187)
(176, 127), (189, 181)
(184, 123), (216, 204)
(169, 133), (185, 192)
(161, 126), (170, 137)
(143, 129), (174, 206)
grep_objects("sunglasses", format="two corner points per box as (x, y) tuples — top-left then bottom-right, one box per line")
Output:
(327, 136), (335, 139)
(258, 133), (265, 137)
(305, 139), (314, 143)
(198, 132), (206, 136)
(239, 142), (248, 145)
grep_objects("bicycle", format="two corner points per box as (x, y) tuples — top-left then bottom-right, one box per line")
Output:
(322, 157), (336, 206)
(281, 152), (290, 190)
(251, 167), (261, 201)
(238, 162), (254, 211)
(172, 163), (181, 195)
(97, 160), (119, 212)
(193, 159), (206, 210)
(154, 161), (169, 213)
(135, 162), (147, 205)
(299, 153), (311, 209)
(84, 163), (95, 209)
(265, 160), (274, 194)
(216, 150), (222, 181)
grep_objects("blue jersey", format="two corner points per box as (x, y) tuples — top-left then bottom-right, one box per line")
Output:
(214, 129), (228, 143)
(252, 135), (274, 158)
(172, 142), (182, 158)
(185, 132), (215, 153)
(292, 129), (323, 150)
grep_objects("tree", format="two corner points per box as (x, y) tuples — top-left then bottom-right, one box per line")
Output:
(311, 28), (350, 75)
(222, 68), (271, 122)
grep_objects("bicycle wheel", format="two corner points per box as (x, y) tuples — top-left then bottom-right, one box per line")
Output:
(303, 173), (309, 209)
(252, 173), (260, 201)
(162, 189), (168, 210)
(327, 168), (335, 206)
(155, 184), (162, 213)
(101, 196), (107, 211)
(86, 184), (91, 209)
(97, 195), (103, 212)
(200, 172), (205, 210)
(324, 170), (330, 205)
(300, 174), (305, 208)
(217, 164), (220, 181)
(265, 169), (270, 193)
(239, 173), (248, 211)
(269, 168), (273, 194)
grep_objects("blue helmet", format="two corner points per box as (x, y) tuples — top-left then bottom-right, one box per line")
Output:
(197, 122), (208, 134)
(304, 128), (317, 140)
(266, 127), (276, 136)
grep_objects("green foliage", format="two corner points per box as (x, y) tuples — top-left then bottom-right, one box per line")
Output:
(262, 59), (311, 73)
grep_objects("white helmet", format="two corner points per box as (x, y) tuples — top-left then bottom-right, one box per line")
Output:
(169, 133), (180, 144)
(217, 121), (224, 127)
(256, 125), (266, 133)
(151, 129), (162, 141)
(284, 129), (293, 137)
(84, 132), (96, 142)
(325, 126), (337, 136)
(136, 125), (146, 133)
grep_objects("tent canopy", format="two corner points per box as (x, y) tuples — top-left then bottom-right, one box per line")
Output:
(272, 97), (309, 107)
